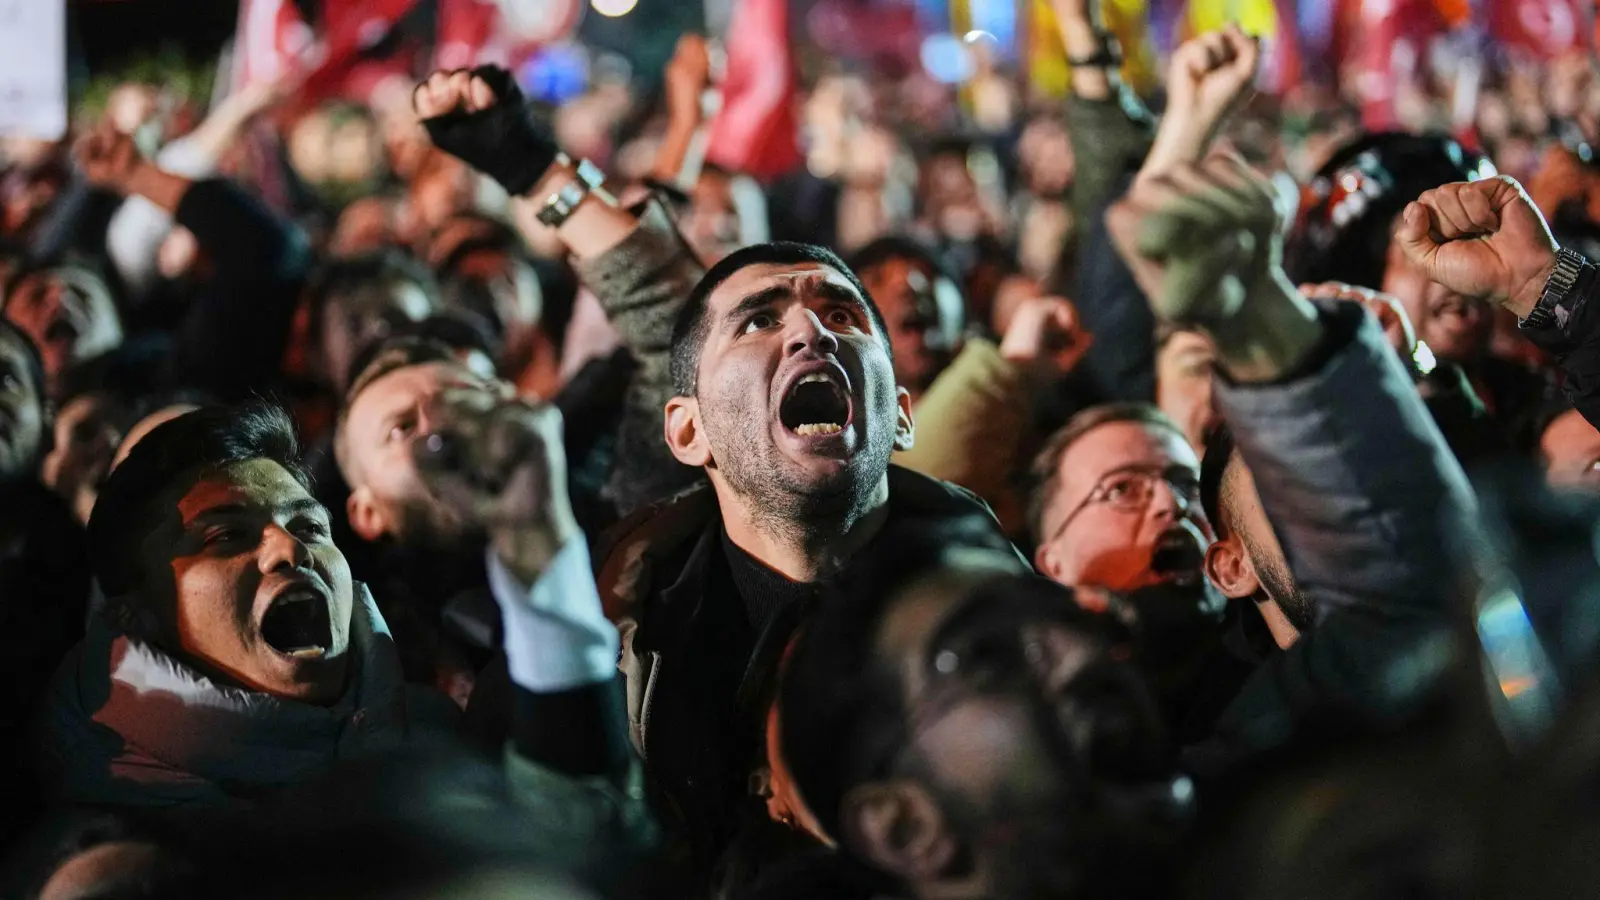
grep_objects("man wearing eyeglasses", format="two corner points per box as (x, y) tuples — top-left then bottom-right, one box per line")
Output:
(1028, 402), (1208, 606)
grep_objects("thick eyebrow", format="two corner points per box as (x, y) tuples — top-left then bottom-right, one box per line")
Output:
(187, 497), (327, 526)
(722, 281), (869, 331)
(722, 284), (794, 329)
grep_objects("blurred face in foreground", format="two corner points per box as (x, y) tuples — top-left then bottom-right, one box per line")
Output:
(844, 571), (1174, 900)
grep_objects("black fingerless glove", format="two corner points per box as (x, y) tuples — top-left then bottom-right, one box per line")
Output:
(422, 65), (560, 196)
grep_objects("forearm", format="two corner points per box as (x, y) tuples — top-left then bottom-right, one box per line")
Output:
(1215, 302), (1477, 619)
(1517, 257), (1600, 431)
(649, 116), (703, 190)
(487, 539), (631, 781)
(122, 161), (191, 216)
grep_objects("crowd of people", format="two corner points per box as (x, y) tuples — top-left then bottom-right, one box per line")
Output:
(6, 0), (1600, 897)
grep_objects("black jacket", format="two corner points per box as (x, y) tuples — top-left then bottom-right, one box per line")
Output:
(597, 466), (1021, 891)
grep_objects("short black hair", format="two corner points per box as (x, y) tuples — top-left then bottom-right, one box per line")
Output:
(1199, 422), (1236, 539)
(88, 402), (311, 603)
(669, 241), (889, 396)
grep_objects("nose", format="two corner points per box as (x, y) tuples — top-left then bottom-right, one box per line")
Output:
(784, 308), (839, 357)
(258, 523), (311, 575)
(1147, 478), (1189, 521)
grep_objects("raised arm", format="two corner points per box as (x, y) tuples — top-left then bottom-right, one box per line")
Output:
(1396, 175), (1600, 433)
(415, 66), (705, 513)
(1108, 155), (1480, 756)
(413, 387), (655, 889)
(76, 123), (310, 399)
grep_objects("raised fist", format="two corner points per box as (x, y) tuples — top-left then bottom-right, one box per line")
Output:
(413, 65), (559, 196)
(664, 34), (713, 119)
(413, 388), (576, 581)
(1107, 153), (1283, 326)
(1140, 25), (1260, 180)
(74, 123), (143, 193)
(1395, 175), (1560, 320)
(1167, 25), (1259, 140)
(1000, 295), (1094, 378)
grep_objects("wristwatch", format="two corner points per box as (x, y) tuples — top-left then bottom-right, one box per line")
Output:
(535, 155), (614, 228)
(1067, 30), (1122, 68)
(1522, 246), (1586, 332)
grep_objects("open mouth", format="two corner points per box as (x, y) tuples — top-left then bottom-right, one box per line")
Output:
(44, 316), (79, 346)
(1150, 528), (1204, 578)
(779, 372), (851, 437)
(260, 586), (333, 660)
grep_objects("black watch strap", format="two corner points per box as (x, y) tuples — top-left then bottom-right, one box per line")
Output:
(1067, 30), (1122, 68)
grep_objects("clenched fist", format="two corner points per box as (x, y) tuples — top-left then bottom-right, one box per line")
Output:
(1395, 175), (1560, 320)
(1109, 153), (1283, 325)
(413, 65), (560, 196)
(1167, 26), (1259, 139)
(1108, 153), (1321, 382)
(1000, 295), (1093, 379)
(74, 123), (143, 193)
(1140, 25), (1260, 181)
(414, 388), (576, 582)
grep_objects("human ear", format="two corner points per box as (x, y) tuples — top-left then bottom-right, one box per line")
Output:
(664, 396), (711, 467)
(839, 781), (958, 883)
(1203, 536), (1260, 600)
(893, 387), (915, 452)
(346, 487), (391, 542)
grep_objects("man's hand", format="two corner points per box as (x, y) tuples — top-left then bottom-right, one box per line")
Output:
(1140, 26), (1259, 181)
(1000, 295), (1094, 378)
(1108, 153), (1322, 382)
(664, 35), (713, 123)
(414, 389), (578, 584)
(1301, 282), (1416, 359)
(74, 123), (143, 193)
(1395, 175), (1560, 320)
(413, 65), (559, 196)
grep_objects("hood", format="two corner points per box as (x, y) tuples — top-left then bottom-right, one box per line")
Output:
(35, 584), (425, 809)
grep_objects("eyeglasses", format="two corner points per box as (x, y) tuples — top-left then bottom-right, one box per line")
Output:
(1042, 466), (1202, 546)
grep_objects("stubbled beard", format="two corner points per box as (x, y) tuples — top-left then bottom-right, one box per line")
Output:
(1240, 532), (1315, 632)
(701, 389), (895, 544)
(391, 493), (486, 555)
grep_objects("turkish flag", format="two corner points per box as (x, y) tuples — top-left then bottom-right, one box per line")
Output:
(233, 0), (318, 91)
(1490, 0), (1587, 60)
(434, 0), (503, 70)
(704, 0), (804, 181)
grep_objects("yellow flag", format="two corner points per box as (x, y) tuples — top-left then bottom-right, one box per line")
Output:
(1029, 0), (1158, 98)
(1185, 0), (1280, 38)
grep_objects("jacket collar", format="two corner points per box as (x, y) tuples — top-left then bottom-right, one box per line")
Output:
(39, 587), (416, 807)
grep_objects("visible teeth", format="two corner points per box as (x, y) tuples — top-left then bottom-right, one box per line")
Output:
(795, 423), (843, 436)
(286, 646), (326, 659)
(799, 373), (833, 386)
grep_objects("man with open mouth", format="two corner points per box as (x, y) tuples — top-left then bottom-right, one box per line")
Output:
(35, 402), (440, 810)
(399, 65), (1021, 893)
